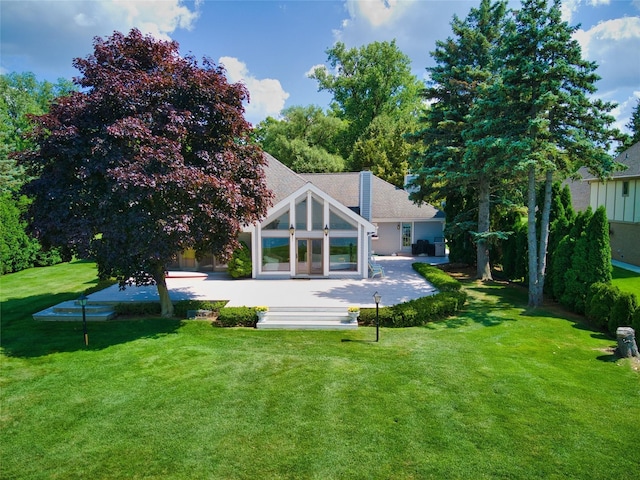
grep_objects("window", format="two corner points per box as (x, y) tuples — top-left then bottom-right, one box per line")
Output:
(622, 181), (629, 197)
(295, 198), (307, 230)
(263, 211), (289, 230)
(262, 238), (290, 271)
(329, 208), (357, 230)
(329, 237), (357, 271)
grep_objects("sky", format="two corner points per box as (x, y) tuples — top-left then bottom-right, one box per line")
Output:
(1, 0), (639, 133)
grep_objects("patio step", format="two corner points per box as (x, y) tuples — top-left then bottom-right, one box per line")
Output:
(256, 307), (358, 330)
(33, 301), (117, 322)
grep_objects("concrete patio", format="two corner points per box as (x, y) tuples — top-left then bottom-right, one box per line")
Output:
(87, 256), (448, 309)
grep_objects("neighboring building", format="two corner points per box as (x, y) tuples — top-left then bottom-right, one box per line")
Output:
(171, 153), (445, 278)
(570, 141), (640, 266)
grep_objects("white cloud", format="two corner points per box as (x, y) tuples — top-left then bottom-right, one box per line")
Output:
(219, 56), (290, 124)
(305, 64), (326, 78)
(1, 0), (201, 79)
(347, 0), (415, 27)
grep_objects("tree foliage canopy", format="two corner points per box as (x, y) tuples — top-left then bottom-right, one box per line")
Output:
(16, 29), (272, 315)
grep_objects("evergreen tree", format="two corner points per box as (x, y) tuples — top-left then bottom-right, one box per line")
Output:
(485, 0), (621, 306)
(618, 98), (640, 152)
(409, 0), (509, 280)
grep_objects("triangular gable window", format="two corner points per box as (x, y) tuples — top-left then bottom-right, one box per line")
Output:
(263, 210), (289, 230)
(329, 208), (357, 230)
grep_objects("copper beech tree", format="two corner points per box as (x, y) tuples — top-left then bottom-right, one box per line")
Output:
(17, 29), (272, 316)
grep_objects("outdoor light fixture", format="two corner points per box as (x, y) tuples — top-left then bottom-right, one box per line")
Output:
(373, 291), (381, 342)
(324, 225), (329, 236)
(289, 225), (295, 236)
(78, 293), (89, 346)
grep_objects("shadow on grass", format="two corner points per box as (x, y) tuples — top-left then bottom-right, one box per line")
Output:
(1, 291), (182, 359)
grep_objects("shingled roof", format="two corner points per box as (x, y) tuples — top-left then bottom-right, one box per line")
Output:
(580, 141), (640, 181)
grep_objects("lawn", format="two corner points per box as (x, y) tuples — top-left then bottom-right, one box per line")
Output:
(1, 262), (639, 479)
(612, 265), (640, 296)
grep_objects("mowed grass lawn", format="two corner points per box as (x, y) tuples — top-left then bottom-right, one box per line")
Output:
(1, 262), (639, 479)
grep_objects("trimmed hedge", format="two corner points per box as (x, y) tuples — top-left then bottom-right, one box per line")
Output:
(217, 307), (257, 327)
(357, 265), (467, 328)
(412, 263), (461, 292)
(359, 291), (467, 328)
(174, 300), (227, 318)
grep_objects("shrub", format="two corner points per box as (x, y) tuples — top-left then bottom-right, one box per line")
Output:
(227, 241), (252, 279)
(586, 282), (621, 330)
(609, 292), (638, 336)
(114, 302), (162, 316)
(217, 306), (257, 327)
(412, 263), (461, 292)
(358, 291), (467, 328)
(632, 308), (640, 341)
(174, 300), (227, 318)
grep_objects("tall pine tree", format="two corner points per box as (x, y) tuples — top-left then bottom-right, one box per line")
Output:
(482, 0), (621, 306)
(409, 0), (508, 280)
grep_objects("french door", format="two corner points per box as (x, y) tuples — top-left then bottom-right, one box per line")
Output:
(296, 239), (323, 275)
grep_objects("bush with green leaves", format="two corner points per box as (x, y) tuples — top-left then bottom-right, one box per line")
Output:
(227, 241), (252, 279)
(217, 307), (257, 327)
(174, 300), (227, 318)
(609, 291), (638, 336)
(412, 263), (461, 292)
(586, 282), (621, 330)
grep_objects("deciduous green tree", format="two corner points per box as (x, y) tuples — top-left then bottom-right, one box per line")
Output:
(16, 30), (271, 316)
(310, 40), (422, 165)
(254, 105), (346, 172)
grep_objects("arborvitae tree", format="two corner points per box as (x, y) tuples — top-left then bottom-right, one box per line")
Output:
(409, 0), (509, 280)
(442, 191), (477, 265)
(544, 183), (576, 294)
(556, 208), (592, 305)
(586, 206), (612, 285)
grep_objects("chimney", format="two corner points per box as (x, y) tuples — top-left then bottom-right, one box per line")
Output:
(359, 171), (373, 221)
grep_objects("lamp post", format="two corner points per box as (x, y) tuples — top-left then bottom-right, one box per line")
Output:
(373, 291), (381, 342)
(78, 293), (88, 346)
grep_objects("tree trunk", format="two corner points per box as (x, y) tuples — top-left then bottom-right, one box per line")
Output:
(526, 165), (541, 306)
(477, 175), (492, 281)
(152, 265), (174, 317)
(536, 170), (553, 299)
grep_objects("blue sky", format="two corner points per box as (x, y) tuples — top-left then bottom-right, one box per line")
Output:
(2, 0), (639, 133)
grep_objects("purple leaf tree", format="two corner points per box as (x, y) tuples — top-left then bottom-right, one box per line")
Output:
(17, 29), (272, 316)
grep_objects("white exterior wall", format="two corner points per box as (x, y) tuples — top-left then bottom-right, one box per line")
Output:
(590, 179), (640, 223)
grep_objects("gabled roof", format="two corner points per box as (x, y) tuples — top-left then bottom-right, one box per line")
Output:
(302, 172), (444, 221)
(262, 152), (307, 203)
(262, 154), (443, 221)
(581, 141), (640, 181)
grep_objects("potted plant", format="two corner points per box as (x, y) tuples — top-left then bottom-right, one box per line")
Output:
(347, 306), (360, 321)
(255, 306), (269, 320)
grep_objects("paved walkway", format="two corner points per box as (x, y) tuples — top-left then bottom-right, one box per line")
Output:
(87, 256), (448, 309)
(612, 260), (640, 274)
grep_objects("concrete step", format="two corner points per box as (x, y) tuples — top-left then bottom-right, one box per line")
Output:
(256, 306), (358, 330)
(33, 301), (117, 322)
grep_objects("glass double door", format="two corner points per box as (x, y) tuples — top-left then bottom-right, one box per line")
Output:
(296, 239), (323, 275)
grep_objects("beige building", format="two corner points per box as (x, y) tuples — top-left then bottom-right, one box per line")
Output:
(570, 142), (640, 267)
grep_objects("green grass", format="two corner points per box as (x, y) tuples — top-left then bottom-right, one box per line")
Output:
(612, 265), (640, 296)
(2, 264), (639, 479)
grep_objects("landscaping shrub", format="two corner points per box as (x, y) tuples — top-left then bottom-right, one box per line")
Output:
(608, 291), (638, 336)
(227, 241), (252, 279)
(217, 307), (257, 327)
(174, 300), (227, 318)
(114, 302), (162, 316)
(632, 308), (640, 340)
(358, 291), (467, 328)
(412, 263), (461, 292)
(586, 282), (621, 330)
